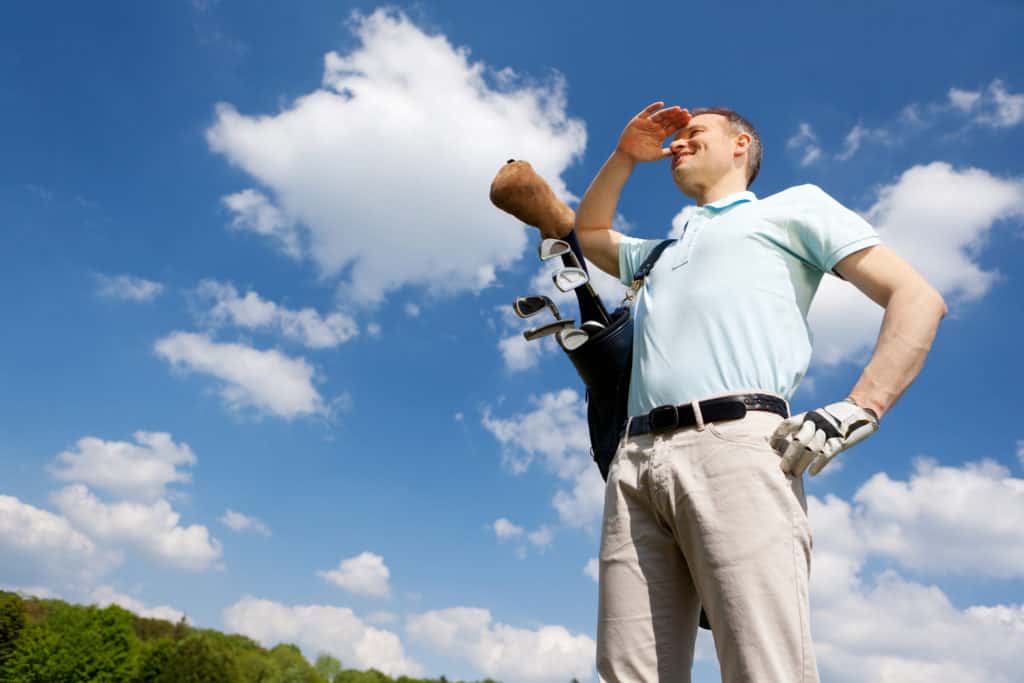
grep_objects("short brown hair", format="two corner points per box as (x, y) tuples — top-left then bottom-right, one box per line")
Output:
(691, 107), (762, 187)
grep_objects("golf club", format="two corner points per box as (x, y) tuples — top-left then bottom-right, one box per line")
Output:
(553, 266), (590, 293)
(581, 320), (606, 334)
(556, 327), (589, 352)
(513, 295), (561, 320)
(538, 238), (611, 325)
(523, 318), (575, 342)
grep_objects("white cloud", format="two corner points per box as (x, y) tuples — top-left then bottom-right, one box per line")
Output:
(222, 188), (301, 258)
(483, 389), (604, 529)
(403, 303), (420, 317)
(317, 552), (391, 598)
(1017, 440), (1024, 469)
(89, 585), (186, 623)
(551, 466), (605, 529)
(196, 280), (358, 349)
(406, 607), (594, 683)
(493, 517), (524, 539)
(808, 460), (1024, 683)
(0, 494), (119, 588)
(948, 87), (982, 112)
(95, 274), (164, 302)
(584, 558), (599, 583)
(219, 509), (271, 536)
(853, 458), (1024, 577)
(482, 389), (589, 479)
(49, 431), (196, 502)
(206, 9), (585, 306)
(51, 484), (222, 572)
(948, 79), (1024, 128)
(836, 123), (888, 162)
(527, 525), (554, 550)
(154, 332), (324, 419)
(807, 162), (1024, 365)
(366, 322), (381, 337)
(786, 122), (822, 166)
(224, 597), (421, 677)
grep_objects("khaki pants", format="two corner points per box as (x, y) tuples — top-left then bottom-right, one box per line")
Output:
(596, 409), (819, 683)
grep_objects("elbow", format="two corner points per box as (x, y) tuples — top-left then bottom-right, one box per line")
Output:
(931, 287), (948, 320)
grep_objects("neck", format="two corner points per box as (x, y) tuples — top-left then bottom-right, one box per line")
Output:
(690, 174), (748, 206)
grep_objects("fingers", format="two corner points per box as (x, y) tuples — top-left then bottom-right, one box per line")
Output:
(638, 101), (665, 118)
(779, 421), (823, 476)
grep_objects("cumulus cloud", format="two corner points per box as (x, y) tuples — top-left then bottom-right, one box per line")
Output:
(222, 188), (301, 258)
(836, 123), (889, 161)
(49, 431), (196, 502)
(51, 484), (222, 572)
(852, 458), (1024, 577)
(90, 585), (186, 623)
(317, 552), (391, 598)
(808, 458), (1024, 682)
(206, 9), (585, 306)
(807, 162), (1024, 365)
(786, 122), (822, 166)
(224, 597), (421, 676)
(195, 280), (358, 349)
(0, 494), (119, 588)
(493, 517), (524, 539)
(154, 331), (324, 419)
(406, 607), (594, 683)
(219, 509), (271, 536)
(95, 274), (164, 302)
(483, 389), (604, 529)
(527, 525), (554, 550)
(584, 558), (599, 583)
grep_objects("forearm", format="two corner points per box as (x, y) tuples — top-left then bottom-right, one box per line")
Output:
(848, 285), (946, 420)
(575, 150), (636, 276)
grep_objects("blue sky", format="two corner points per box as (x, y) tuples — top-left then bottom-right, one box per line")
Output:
(1, 1), (1023, 681)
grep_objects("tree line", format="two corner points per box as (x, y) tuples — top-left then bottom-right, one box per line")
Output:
(0, 590), (500, 683)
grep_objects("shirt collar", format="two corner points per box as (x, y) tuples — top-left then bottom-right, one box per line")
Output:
(700, 190), (757, 213)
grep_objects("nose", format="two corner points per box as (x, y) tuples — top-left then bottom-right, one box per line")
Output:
(669, 137), (686, 154)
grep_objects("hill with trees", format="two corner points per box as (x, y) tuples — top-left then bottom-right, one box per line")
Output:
(0, 590), (501, 683)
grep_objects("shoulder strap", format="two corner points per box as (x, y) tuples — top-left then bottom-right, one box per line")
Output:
(633, 239), (676, 282)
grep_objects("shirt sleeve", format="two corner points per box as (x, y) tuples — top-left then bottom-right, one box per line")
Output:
(617, 236), (664, 285)
(790, 184), (881, 274)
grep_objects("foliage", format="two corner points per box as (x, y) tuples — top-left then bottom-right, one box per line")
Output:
(316, 653), (342, 680)
(0, 591), (507, 683)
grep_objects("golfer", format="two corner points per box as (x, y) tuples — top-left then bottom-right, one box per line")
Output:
(572, 103), (946, 682)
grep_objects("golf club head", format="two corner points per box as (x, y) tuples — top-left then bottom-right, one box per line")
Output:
(523, 318), (575, 341)
(553, 266), (589, 293)
(581, 320), (606, 334)
(513, 295), (561, 320)
(556, 327), (589, 351)
(539, 238), (582, 269)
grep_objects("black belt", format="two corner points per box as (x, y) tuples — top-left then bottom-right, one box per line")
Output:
(628, 393), (789, 437)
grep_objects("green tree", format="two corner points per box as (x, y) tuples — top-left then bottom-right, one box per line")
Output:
(0, 603), (139, 682)
(315, 653), (342, 680)
(0, 592), (27, 667)
(154, 632), (241, 683)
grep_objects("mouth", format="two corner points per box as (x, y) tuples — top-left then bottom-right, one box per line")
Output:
(672, 152), (694, 169)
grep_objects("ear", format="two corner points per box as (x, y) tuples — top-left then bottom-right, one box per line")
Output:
(733, 132), (752, 158)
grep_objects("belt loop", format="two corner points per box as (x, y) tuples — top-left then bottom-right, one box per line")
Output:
(690, 400), (705, 431)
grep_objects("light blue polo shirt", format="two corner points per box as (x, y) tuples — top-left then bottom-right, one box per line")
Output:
(618, 184), (880, 417)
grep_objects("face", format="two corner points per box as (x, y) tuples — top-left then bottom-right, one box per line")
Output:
(668, 113), (745, 195)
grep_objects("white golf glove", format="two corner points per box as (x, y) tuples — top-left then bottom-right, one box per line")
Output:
(771, 399), (879, 476)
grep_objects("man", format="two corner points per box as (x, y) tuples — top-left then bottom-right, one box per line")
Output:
(489, 102), (944, 681)
(566, 102), (946, 682)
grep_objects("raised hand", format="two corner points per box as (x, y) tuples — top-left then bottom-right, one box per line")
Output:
(616, 102), (691, 163)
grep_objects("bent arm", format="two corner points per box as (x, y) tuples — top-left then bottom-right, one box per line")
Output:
(835, 245), (947, 420)
(575, 150), (637, 278)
